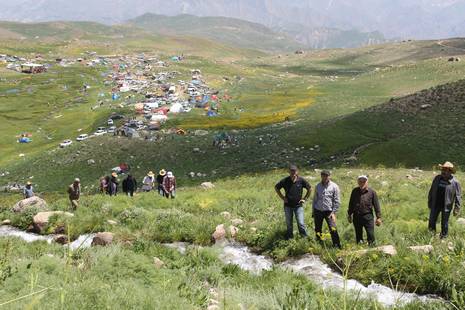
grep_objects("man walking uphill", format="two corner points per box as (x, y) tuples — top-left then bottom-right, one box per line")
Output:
(428, 161), (461, 238)
(348, 175), (382, 245)
(275, 165), (311, 239)
(313, 170), (342, 248)
(68, 178), (81, 210)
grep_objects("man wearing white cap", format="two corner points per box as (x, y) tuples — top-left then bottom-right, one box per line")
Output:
(428, 161), (461, 238)
(163, 171), (177, 199)
(348, 175), (381, 245)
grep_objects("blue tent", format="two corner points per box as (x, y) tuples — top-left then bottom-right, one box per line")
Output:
(112, 93), (120, 101)
(171, 56), (180, 61)
(18, 137), (32, 143)
(207, 111), (217, 117)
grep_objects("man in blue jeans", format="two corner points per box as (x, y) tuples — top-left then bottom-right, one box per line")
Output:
(275, 165), (311, 239)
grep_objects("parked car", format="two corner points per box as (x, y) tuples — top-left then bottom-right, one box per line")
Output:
(60, 139), (73, 148)
(107, 126), (116, 134)
(94, 129), (106, 136)
(107, 119), (114, 125)
(76, 134), (88, 141)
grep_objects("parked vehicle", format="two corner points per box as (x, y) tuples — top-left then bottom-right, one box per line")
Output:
(107, 126), (116, 134)
(60, 139), (73, 148)
(107, 119), (114, 125)
(94, 129), (106, 136)
(76, 134), (89, 141)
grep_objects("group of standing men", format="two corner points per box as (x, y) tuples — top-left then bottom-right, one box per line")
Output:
(276, 162), (461, 248)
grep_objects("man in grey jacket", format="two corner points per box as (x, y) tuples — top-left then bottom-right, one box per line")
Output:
(313, 170), (342, 248)
(428, 161), (461, 238)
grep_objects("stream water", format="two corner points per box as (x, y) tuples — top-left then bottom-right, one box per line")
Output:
(0, 226), (439, 307)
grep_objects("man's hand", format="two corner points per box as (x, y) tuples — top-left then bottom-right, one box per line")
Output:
(347, 214), (353, 224)
(454, 208), (460, 217)
(330, 212), (336, 223)
(375, 218), (382, 226)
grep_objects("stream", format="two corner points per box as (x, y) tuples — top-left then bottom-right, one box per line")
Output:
(0, 226), (439, 307)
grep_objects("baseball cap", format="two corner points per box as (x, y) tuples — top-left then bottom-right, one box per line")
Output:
(289, 164), (298, 171)
(321, 170), (331, 176)
(358, 175), (368, 181)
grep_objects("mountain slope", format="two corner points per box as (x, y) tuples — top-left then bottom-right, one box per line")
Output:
(128, 14), (302, 52)
(1, 0), (465, 43)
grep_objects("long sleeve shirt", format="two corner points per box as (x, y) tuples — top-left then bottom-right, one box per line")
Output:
(348, 187), (381, 218)
(313, 181), (341, 213)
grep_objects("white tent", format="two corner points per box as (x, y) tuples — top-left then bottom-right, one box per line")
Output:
(151, 114), (168, 123)
(170, 102), (184, 113)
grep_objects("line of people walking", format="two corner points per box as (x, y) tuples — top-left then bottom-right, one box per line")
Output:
(98, 169), (177, 199)
(276, 162), (461, 248)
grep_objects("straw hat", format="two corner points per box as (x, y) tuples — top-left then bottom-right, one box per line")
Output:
(159, 169), (166, 176)
(26, 181), (32, 185)
(147, 171), (155, 177)
(111, 172), (118, 177)
(439, 161), (456, 173)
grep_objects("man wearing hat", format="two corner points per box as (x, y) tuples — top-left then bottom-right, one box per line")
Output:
(67, 178), (81, 210)
(313, 170), (342, 248)
(163, 171), (176, 199)
(142, 171), (156, 192)
(275, 165), (311, 239)
(428, 161), (462, 238)
(23, 181), (34, 199)
(348, 175), (382, 245)
(157, 169), (167, 196)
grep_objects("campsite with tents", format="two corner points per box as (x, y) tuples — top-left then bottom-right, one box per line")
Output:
(2, 11), (465, 309)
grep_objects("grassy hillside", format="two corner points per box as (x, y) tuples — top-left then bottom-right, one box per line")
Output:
(0, 168), (463, 308)
(128, 13), (302, 52)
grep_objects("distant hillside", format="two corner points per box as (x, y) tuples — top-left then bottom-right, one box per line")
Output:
(127, 14), (303, 52)
(0, 20), (263, 59)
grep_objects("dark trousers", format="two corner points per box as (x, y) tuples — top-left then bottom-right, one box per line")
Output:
(429, 206), (451, 238)
(284, 206), (308, 239)
(126, 190), (134, 197)
(353, 213), (375, 245)
(314, 209), (341, 248)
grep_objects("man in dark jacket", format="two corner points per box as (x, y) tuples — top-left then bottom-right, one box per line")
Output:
(275, 165), (311, 239)
(122, 175), (137, 197)
(348, 175), (382, 245)
(428, 161), (461, 238)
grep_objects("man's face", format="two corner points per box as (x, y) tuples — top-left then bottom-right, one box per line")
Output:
(441, 168), (452, 179)
(321, 173), (330, 183)
(358, 179), (367, 188)
(290, 169), (298, 177)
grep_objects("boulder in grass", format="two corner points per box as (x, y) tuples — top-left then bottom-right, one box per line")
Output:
(33, 211), (74, 234)
(1, 219), (11, 225)
(212, 224), (226, 243)
(153, 257), (165, 269)
(456, 218), (465, 226)
(408, 245), (433, 254)
(91, 232), (114, 246)
(12, 196), (47, 213)
(231, 219), (243, 226)
(201, 182), (215, 190)
(229, 225), (239, 238)
(53, 234), (69, 245)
